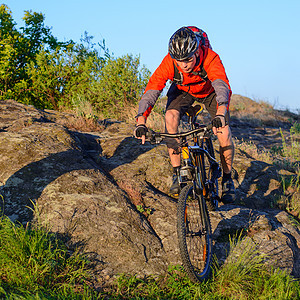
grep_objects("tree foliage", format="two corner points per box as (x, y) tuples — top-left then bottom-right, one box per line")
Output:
(0, 4), (24, 97)
(22, 45), (104, 109)
(0, 4), (150, 113)
(0, 4), (72, 101)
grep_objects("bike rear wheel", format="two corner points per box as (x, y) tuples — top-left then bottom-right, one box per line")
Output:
(177, 184), (212, 282)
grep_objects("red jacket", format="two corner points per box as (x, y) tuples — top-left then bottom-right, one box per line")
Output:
(137, 46), (231, 119)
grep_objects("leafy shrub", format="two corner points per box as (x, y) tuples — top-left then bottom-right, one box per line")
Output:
(0, 5), (151, 118)
(19, 45), (104, 110)
(0, 4), (72, 103)
(211, 234), (300, 300)
(281, 171), (300, 217)
(280, 124), (300, 162)
(90, 54), (151, 118)
(290, 122), (300, 135)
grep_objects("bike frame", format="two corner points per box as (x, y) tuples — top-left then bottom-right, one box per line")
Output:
(180, 137), (219, 188)
(146, 122), (220, 204)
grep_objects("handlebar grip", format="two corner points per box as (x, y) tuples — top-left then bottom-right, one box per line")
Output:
(145, 129), (154, 139)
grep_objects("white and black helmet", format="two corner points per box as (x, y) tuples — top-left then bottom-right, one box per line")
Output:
(168, 27), (199, 61)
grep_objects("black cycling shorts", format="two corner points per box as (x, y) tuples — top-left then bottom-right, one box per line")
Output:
(166, 83), (230, 123)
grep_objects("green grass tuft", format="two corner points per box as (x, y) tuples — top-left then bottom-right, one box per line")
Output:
(211, 233), (300, 299)
(0, 213), (97, 299)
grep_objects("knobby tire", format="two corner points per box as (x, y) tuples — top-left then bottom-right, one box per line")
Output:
(177, 184), (212, 283)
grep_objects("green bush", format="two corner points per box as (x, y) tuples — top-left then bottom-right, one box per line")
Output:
(19, 44), (104, 110)
(0, 4), (72, 104)
(1, 215), (299, 299)
(89, 54), (151, 117)
(290, 122), (300, 135)
(109, 234), (300, 300)
(280, 124), (300, 162)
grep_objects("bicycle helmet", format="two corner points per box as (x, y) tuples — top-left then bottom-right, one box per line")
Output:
(168, 27), (199, 61)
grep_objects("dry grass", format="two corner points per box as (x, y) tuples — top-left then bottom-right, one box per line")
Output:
(96, 98), (166, 132)
(67, 94), (299, 134)
(117, 180), (143, 206)
(146, 98), (166, 132)
(235, 138), (274, 164)
(117, 180), (154, 216)
(63, 115), (104, 132)
(230, 94), (299, 127)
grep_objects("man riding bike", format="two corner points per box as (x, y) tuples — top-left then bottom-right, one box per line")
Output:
(134, 26), (235, 204)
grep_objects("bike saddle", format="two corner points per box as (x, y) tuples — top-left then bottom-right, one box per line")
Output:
(186, 104), (204, 123)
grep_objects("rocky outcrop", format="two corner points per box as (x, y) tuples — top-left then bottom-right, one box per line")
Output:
(0, 100), (299, 286)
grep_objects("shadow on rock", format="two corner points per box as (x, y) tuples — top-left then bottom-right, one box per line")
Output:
(99, 136), (156, 172)
(235, 160), (282, 209)
(0, 149), (96, 224)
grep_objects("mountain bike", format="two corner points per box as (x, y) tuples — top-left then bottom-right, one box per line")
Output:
(146, 104), (221, 282)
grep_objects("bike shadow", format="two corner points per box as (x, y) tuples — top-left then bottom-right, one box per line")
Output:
(71, 129), (157, 171)
(100, 136), (156, 172)
(235, 159), (283, 209)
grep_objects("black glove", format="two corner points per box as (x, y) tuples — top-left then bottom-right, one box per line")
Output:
(134, 124), (148, 138)
(212, 115), (227, 129)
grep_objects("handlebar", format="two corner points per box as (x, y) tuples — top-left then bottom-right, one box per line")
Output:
(145, 124), (213, 144)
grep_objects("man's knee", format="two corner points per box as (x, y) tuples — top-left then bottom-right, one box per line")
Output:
(217, 125), (232, 142)
(165, 109), (179, 122)
(165, 109), (180, 132)
(165, 110), (180, 150)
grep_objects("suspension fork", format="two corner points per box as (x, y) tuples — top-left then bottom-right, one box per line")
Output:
(193, 152), (206, 197)
(191, 182), (208, 232)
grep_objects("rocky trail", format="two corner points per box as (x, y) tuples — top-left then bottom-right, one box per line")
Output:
(0, 100), (299, 287)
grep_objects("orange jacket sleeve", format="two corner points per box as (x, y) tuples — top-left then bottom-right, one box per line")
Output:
(137, 55), (174, 119)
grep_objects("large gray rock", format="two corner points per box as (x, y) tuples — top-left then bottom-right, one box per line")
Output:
(0, 100), (171, 284)
(0, 100), (299, 287)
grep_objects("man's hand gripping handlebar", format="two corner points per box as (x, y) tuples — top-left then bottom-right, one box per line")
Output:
(144, 124), (213, 145)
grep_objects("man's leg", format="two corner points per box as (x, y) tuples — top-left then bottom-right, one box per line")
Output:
(215, 122), (236, 203)
(165, 109), (181, 195)
(165, 109), (181, 167)
(202, 93), (236, 203)
(216, 125), (234, 174)
(165, 86), (194, 195)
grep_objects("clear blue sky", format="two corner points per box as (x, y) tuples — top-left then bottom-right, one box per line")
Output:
(4, 0), (300, 112)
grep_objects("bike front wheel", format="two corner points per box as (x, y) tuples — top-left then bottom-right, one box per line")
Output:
(200, 136), (220, 210)
(177, 184), (212, 282)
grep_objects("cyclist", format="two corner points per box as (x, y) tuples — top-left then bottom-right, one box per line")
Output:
(134, 26), (235, 204)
